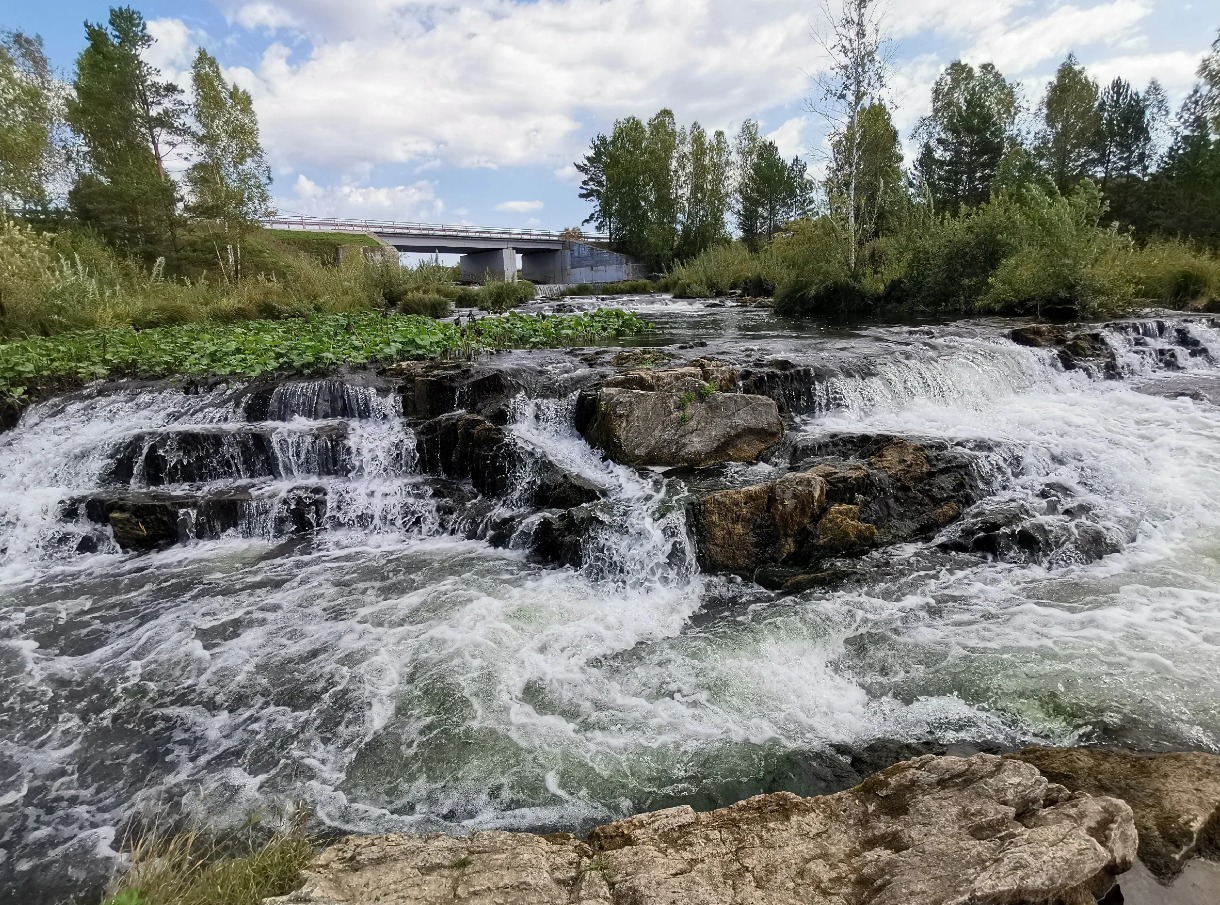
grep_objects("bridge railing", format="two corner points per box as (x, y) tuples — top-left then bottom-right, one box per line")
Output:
(263, 215), (608, 244)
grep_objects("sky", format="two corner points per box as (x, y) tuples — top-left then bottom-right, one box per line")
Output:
(2, 0), (1216, 232)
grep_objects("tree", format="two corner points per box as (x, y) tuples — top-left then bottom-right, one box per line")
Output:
(735, 120), (812, 249)
(915, 61), (1021, 211)
(185, 49), (273, 231)
(66, 6), (191, 258)
(0, 31), (67, 210)
(676, 122), (731, 260)
(826, 101), (904, 246)
(1037, 55), (1102, 192)
(810, 0), (890, 271)
(577, 110), (733, 268)
(1096, 77), (1152, 185)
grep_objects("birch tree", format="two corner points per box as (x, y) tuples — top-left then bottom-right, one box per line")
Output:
(810, 0), (890, 273)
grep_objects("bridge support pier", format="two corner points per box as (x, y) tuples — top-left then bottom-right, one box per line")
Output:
(459, 248), (516, 284)
(521, 249), (565, 284)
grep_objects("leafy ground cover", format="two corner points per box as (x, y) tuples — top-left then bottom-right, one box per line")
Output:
(0, 308), (649, 411)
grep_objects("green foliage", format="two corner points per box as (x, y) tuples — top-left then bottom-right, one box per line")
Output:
(66, 7), (191, 260)
(0, 308), (649, 406)
(1037, 55), (1102, 193)
(259, 228), (381, 265)
(826, 102), (906, 259)
(186, 48), (273, 229)
(576, 109), (731, 268)
(915, 61), (1021, 211)
(0, 217), (470, 340)
(663, 241), (783, 297)
(463, 279), (537, 312)
(0, 31), (63, 209)
(735, 120), (813, 251)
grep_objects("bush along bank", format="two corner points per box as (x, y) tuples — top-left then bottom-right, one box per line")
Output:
(0, 309), (650, 422)
(662, 185), (1220, 320)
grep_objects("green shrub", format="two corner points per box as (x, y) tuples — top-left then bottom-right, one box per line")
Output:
(1110, 238), (1220, 307)
(663, 242), (776, 297)
(397, 291), (454, 317)
(472, 279), (537, 312)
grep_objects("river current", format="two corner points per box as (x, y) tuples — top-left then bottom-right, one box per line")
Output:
(2, 299), (1220, 901)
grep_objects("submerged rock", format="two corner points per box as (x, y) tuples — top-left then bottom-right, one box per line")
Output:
(267, 753), (1136, 905)
(578, 360), (783, 468)
(1010, 747), (1220, 882)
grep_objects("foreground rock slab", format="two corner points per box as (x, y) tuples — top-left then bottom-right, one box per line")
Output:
(1010, 747), (1220, 882)
(267, 754), (1136, 905)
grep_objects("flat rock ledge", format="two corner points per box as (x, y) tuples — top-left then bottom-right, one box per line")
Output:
(265, 754), (1136, 905)
(1010, 747), (1220, 883)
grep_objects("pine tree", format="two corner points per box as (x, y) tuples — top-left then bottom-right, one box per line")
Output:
(736, 121), (812, 250)
(66, 6), (191, 259)
(914, 61), (1021, 211)
(186, 49), (273, 231)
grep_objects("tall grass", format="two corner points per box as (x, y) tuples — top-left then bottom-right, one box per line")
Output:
(0, 218), (466, 341)
(99, 819), (313, 905)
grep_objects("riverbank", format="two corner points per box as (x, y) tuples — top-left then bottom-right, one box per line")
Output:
(3, 298), (1220, 903)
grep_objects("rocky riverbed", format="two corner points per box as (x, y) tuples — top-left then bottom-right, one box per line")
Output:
(2, 299), (1220, 902)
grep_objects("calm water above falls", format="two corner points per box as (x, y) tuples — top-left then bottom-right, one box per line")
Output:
(2, 299), (1220, 901)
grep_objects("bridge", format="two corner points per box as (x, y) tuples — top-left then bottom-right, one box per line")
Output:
(264, 216), (645, 285)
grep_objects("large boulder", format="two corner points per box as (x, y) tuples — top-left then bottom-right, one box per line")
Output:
(1009, 747), (1220, 882)
(267, 753), (1136, 905)
(391, 360), (521, 421)
(692, 436), (985, 585)
(578, 360), (782, 468)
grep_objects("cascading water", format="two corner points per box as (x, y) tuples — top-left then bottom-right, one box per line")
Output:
(3, 305), (1220, 903)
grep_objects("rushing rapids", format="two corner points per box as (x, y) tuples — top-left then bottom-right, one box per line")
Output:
(2, 300), (1220, 902)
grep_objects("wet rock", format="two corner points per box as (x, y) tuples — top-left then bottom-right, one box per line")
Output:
(816, 503), (878, 552)
(392, 360), (520, 421)
(937, 496), (1123, 567)
(1010, 747), (1220, 882)
(533, 468), (603, 510)
(693, 472), (827, 573)
(579, 360), (782, 468)
(415, 413), (524, 497)
(104, 424), (351, 486)
(1011, 323), (1071, 347)
(692, 436), (985, 583)
(268, 753), (1136, 905)
(240, 376), (392, 422)
(529, 504), (608, 568)
(1060, 331), (1119, 375)
(66, 490), (192, 551)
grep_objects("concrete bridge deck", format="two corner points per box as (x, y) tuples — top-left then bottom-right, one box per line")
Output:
(264, 216), (640, 284)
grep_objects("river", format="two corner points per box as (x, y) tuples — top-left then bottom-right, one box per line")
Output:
(2, 298), (1219, 902)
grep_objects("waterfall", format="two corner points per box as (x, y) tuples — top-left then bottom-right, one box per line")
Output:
(4, 311), (1220, 904)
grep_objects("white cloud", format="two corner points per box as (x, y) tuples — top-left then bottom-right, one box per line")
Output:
(207, 0), (1205, 198)
(962, 1), (1152, 75)
(233, 3), (302, 33)
(144, 18), (199, 73)
(279, 174), (443, 220)
(553, 163), (582, 186)
(494, 200), (544, 213)
(766, 116), (810, 160)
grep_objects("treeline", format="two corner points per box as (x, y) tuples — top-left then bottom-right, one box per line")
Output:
(580, 1), (1220, 317)
(576, 112), (812, 269)
(1, 6), (273, 270)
